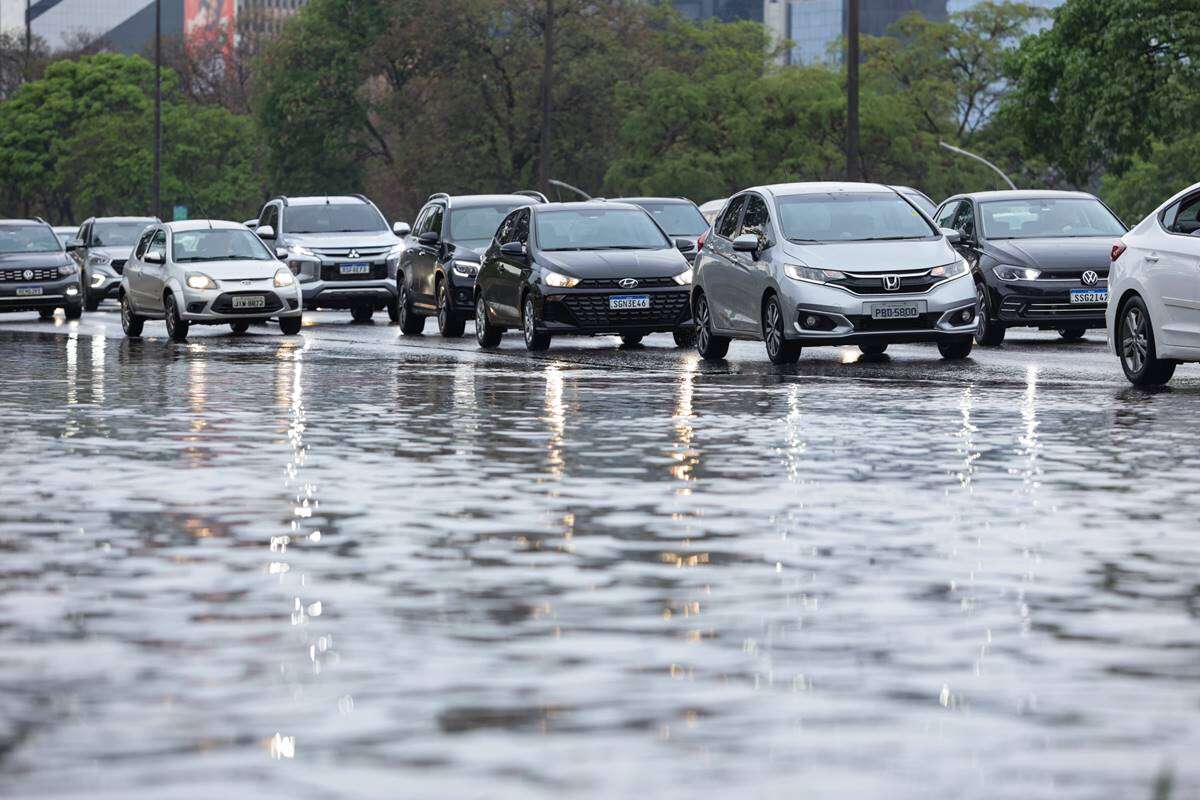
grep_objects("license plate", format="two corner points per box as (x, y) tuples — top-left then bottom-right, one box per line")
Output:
(339, 263), (370, 275)
(609, 294), (650, 310)
(1070, 289), (1107, 304)
(16, 287), (42, 297)
(232, 295), (265, 309)
(868, 301), (923, 320)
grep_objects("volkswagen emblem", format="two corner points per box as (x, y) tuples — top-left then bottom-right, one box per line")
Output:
(1081, 270), (1100, 287)
(348, 249), (359, 259)
(618, 278), (639, 289)
(883, 275), (901, 291)
(22, 269), (33, 280)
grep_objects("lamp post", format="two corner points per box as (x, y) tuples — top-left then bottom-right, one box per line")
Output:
(846, 0), (860, 181)
(153, 0), (162, 219)
(938, 141), (1017, 190)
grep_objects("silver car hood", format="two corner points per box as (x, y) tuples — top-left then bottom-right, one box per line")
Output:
(183, 259), (285, 280)
(285, 231), (400, 248)
(781, 239), (958, 272)
(92, 245), (135, 260)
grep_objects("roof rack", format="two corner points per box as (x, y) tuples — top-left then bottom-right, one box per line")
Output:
(513, 190), (549, 203)
(351, 193), (373, 205)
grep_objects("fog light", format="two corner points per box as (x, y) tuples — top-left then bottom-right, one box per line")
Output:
(66, 286), (79, 296)
(959, 308), (974, 323)
(805, 315), (818, 328)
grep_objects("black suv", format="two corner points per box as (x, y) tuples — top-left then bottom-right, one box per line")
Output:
(395, 192), (546, 336)
(610, 197), (706, 263)
(253, 195), (408, 322)
(67, 216), (158, 310)
(0, 218), (84, 320)
(935, 190), (1127, 345)
(473, 201), (696, 351)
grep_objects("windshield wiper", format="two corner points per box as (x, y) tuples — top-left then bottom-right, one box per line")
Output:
(860, 235), (924, 241)
(787, 238), (822, 243)
(178, 256), (264, 262)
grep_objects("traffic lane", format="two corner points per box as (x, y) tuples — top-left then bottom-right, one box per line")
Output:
(2, 306), (1197, 389)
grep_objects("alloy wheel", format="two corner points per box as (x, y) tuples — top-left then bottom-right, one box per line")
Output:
(697, 296), (710, 351)
(438, 284), (448, 330)
(765, 299), (783, 358)
(398, 286), (408, 327)
(523, 299), (535, 345)
(1122, 305), (1148, 374)
(975, 283), (987, 339)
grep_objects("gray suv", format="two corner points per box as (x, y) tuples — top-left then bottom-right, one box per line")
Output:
(253, 195), (409, 322)
(0, 218), (84, 319)
(67, 216), (158, 310)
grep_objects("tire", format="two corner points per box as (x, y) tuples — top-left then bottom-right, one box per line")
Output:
(475, 293), (503, 348)
(279, 316), (302, 336)
(1118, 296), (1176, 386)
(437, 280), (466, 338)
(673, 328), (697, 348)
(387, 290), (400, 323)
(620, 333), (644, 347)
(763, 294), (802, 365)
(83, 284), (100, 312)
(938, 336), (973, 360)
(120, 293), (144, 337)
(351, 304), (374, 323)
(694, 292), (730, 360)
(975, 282), (1006, 346)
(397, 283), (425, 335)
(860, 343), (888, 356)
(230, 321), (251, 334)
(522, 295), (551, 351)
(164, 294), (189, 342)
(38, 308), (55, 320)
(64, 302), (83, 320)
(1058, 327), (1086, 342)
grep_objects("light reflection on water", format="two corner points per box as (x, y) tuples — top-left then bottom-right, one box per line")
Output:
(0, 332), (1198, 798)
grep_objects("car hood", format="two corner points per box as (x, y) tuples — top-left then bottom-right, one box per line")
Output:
(285, 231), (400, 248)
(985, 237), (1115, 271)
(92, 245), (135, 260)
(781, 239), (958, 273)
(183, 260), (286, 281)
(0, 251), (70, 269)
(539, 248), (689, 278)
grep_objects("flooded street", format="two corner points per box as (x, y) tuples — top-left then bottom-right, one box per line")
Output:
(1, 310), (1199, 799)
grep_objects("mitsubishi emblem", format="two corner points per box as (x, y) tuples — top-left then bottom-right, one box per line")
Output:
(348, 249), (360, 259)
(883, 275), (901, 291)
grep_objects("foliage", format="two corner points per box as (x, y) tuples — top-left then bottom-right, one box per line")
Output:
(1100, 134), (1200, 225)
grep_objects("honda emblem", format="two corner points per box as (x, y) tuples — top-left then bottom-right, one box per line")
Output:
(883, 275), (901, 291)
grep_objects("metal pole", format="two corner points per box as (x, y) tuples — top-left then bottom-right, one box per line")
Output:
(846, 0), (860, 181)
(153, 0), (161, 219)
(24, 0), (31, 81)
(547, 179), (589, 200)
(537, 0), (554, 192)
(938, 141), (1017, 190)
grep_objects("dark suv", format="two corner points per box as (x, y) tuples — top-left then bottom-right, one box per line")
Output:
(395, 192), (545, 336)
(253, 195), (408, 322)
(0, 218), (84, 320)
(935, 190), (1127, 345)
(610, 197), (706, 263)
(67, 216), (158, 310)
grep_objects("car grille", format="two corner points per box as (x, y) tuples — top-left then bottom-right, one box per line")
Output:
(0, 267), (60, 282)
(1018, 301), (1106, 316)
(320, 264), (388, 281)
(311, 246), (392, 258)
(211, 291), (284, 314)
(558, 291), (689, 328)
(1041, 270), (1108, 281)
(576, 276), (678, 289)
(848, 312), (939, 332)
(111, 259), (126, 275)
(827, 270), (941, 295)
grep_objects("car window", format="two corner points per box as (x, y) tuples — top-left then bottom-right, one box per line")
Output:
(632, 201), (708, 236)
(1164, 193), (1200, 235)
(148, 230), (167, 257)
(92, 221), (150, 247)
(513, 209), (530, 246)
(951, 201), (976, 239)
(980, 198), (1126, 239)
(134, 230), (154, 258)
(258, 204), (278, 231)
(535, 208), (669, 251)
(425, 205), (445, 237)
(449, 204), (526, 244)
(0, 224), (61, 253)
(776, 192), (937, 242)
(715, 196), (746, 239)
(494, 210), (518, 245)
(936, 201), (961, 229)
(173, 229), (274, 262)
(739, 195), (771, 244)
(285, 203), (385, 234)
(80, 222), (91, 244)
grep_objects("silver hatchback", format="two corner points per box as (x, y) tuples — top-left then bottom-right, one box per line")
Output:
(692, 182), (978, 363)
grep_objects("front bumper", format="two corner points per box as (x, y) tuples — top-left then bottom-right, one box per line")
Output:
(291, 255), (397, 310)
(990, 280), (1108, 329)
(779, 275), (976, 346)
(0, 276), (83, 312)
(534, 286), (695, 335)
(178, 280), (302, 323)
(87, 267), (122, 300)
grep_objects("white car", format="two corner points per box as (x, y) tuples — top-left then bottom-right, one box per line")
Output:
(1108, 181), (1200, 385)
(120, 220), (303, 342)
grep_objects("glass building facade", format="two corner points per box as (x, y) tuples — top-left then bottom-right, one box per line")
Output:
(784, 0), (950, 64)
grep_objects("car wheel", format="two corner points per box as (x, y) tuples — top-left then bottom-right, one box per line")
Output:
(672, 328), (697, 348)
(763, 294), (801, 365)
(859, 343), (888, 356)
(620, 333), (644, 347)
(38, 308), (55, 320)
(230, 321), (251, 334)
(475, 293), (503, 348)
(938, 336), (973, 360)
(437, 281), (466, 338)
(120, 294), (144, 337)
(397, 284), (425, 335)
(523, 295), (551, 351)
(1119, 296), (1176, 386)
(975, 282), (1006, 346)
(695, 292), (730, 360)
(64, 301), (83, 320)
(1058, 327), (1086, 342)
(351, 304), (374, 323)
(83, 283), (100, 312)
(387, 289), (400, 323)
(279, 316), (302, 336)
(164, 294), (189, 342)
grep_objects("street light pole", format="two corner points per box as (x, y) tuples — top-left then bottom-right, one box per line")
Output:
(938, 141), (1017, 190)
(846, 0), (860, 181)
(153, 0), (162, 219)
(537, 0), (554, 192)
(24, 0), (31, 82)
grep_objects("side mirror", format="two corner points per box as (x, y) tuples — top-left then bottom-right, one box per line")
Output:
(499, 241), (527, 259)
(941, 227), (963, 244)
(256, 224), (276, 239)
(276, 247), (289, 260)
(418, 231), (439, 246)
(732, 233), (760, 253)
(675, 238), (696, 252)
(65, 238), (83, 251)
(393, 221), (411, 237)
(145, 249), (165, 264)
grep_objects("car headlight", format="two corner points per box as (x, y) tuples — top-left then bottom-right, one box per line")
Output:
(993, 265), (1041, 281)
(87, 253), (111, 266)
(931, 259), (970, 280)
(274, 268), (295, 288)
(289, 244), (315, 258)
(672, 268), (693, 285)
(452, 260), (479, 279)
(784, 264), (845, 283)
(58, 263), (78, 276)
(544, 270), (580, 288)
(186, 272), (217, 290)
(386, 243), (405, 263)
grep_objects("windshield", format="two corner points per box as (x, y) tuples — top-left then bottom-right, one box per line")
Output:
(630, 201), (708, 236)
(777, 193), (937, 242)
(94, 221), (152, 247)
(980, 198), (1126, 239)
(449, 204), (525, 245)
(173, 229), (275, 262)
(537, 208), (670, 251)
(0, 225), (62, 253)
(286, 203), (385, 234)
(901, 192), (937, 217)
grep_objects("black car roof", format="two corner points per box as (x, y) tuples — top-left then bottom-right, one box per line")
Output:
(532, 201), (641, 214)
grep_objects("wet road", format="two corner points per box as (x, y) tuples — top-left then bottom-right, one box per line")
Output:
(1, 308), (1199, 799)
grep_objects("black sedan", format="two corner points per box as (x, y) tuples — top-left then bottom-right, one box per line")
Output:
(935, 190), (1127, 345)
(473, 202), (696, 351)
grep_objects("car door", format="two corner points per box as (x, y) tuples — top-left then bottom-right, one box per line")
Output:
(703, 195), (748, 333)
(950, 200), (982, 269)
(735, 193), (776, 333)
(139, 229), (169, 312)
(413, 203), (444, 309)
(1149, 191), (1200, 347)
(478, 211), (516, 323)
(125, 228), (154, 309)
(401, 205), (432, 302)
(496, 208), (532, 324)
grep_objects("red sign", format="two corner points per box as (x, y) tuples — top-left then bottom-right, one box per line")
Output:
(184, 0), (235, 54)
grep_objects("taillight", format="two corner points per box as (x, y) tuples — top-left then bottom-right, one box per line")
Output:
(697, 228), (710, 250)
(1111, 242), (1127, 262)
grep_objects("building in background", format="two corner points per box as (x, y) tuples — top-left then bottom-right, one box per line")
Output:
(948, 0), (1062, 9)
(782, 0), (948, 64)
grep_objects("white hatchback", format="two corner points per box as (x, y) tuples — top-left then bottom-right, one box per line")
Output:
(120, 220), (303, 342)
(1108, 182), (1200, 385)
